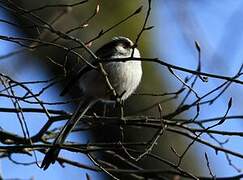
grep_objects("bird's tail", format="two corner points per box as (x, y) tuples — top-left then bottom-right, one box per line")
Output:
(41, 97), (98, 170)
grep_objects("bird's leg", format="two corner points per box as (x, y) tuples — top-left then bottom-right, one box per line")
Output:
(102, 104), (107, 117)
(119, 125), (124, 142)
(119, 99), (124, 119)
(118, 99), (125, 142)
(117, 91), (126, 120)
(114, 91), (126, 142)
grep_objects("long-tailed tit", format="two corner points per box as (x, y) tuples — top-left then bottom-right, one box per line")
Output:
(41, 36), (142, 170)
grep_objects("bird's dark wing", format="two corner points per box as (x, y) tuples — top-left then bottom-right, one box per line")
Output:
(60, 66), (93, 96)
(60, 40), (118, 96)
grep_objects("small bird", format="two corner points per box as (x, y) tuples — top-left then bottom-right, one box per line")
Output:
(41, 36), (142, 170)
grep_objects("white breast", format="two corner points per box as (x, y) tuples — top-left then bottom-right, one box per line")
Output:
(105, 48), (142, 100)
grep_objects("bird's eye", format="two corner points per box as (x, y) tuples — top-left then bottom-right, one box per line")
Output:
(116, 41), (133, 54)
(122, 45), (128, 49)
(122, 42), (131, 49)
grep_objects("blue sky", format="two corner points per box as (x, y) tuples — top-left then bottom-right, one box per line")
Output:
(153, 0), (243, 177)
(0, 10), (102, 180)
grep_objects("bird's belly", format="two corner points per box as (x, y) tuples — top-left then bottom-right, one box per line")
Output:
(105, 61), (142, 100)
(79, 61), (142, 101)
